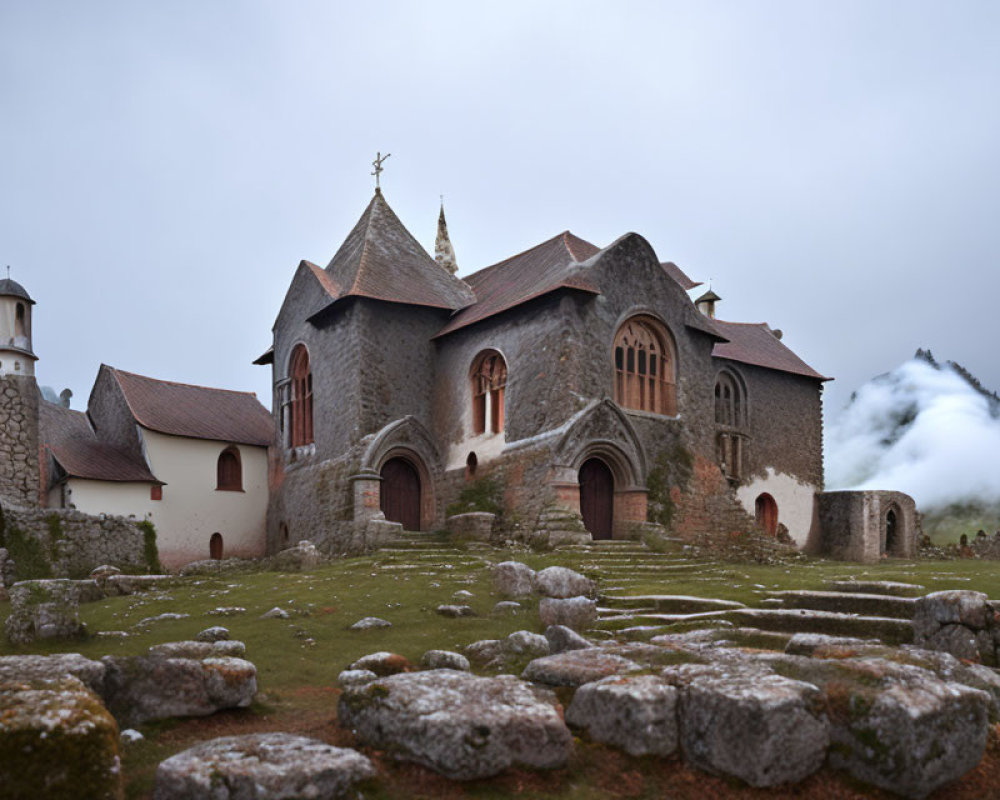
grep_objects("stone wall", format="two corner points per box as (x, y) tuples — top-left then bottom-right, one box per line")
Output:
(0, 375), (40, 507)
(814, 490), (919, 563)
(0, 504), (147, 582)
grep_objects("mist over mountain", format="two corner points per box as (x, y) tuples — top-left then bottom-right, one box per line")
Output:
(825, 350), (1000, 522)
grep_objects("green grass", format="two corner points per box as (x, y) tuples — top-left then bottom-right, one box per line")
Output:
(5, 543), (1000, 799)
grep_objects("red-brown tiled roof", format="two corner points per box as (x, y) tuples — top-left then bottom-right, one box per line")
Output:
(711, 320), (830, 381)
(323, 191), (475, 311)
(661, 261), (702, 290)
(107, 367), (274, 445)
(435, 231), (601, 337)
(40, 401), (159, 483)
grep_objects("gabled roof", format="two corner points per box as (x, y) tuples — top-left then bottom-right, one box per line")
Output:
(711, 320), (830, 381)
(39, 401), (158, 483)
(661, 262), (702, 290)
(105, 367), (274, 445)
(323, 191), (475, 311)
(435, 231), (601, 337)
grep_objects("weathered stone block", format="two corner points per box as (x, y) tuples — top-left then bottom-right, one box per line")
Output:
(533, 566), (596, 598)
(5, 579), (86, 645)
(522, 649), (639, 687)
(445, 512), (495, 542)
(539, 596), (597, 631)
(492, 561), (536, 597)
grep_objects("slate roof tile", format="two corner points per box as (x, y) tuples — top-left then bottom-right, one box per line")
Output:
(711, 320), (830, 381)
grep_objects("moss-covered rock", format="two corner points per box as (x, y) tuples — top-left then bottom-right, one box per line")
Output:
(0, 676), (122, 800)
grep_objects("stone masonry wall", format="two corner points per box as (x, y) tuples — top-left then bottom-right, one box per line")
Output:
(0, 504), (146, 582)
(0, 375), (40, 507)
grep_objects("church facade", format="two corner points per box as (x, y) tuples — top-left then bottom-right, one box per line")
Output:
(259, 189), (832, 553)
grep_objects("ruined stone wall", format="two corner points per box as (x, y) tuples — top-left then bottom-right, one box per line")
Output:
(815, 490), (919, 562)
(0, 375), (40, 507)
(0, 504), (146, 582)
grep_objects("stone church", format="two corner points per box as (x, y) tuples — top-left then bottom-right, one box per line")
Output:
(258, 187), (894, 555)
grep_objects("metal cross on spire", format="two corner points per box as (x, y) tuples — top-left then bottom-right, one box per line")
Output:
(371, 151), (391, 191)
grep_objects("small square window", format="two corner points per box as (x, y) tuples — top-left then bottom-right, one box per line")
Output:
(151, 485), (162, 501)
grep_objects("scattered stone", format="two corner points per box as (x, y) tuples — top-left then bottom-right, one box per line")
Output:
(785, 632), (880, 656)
(421, 650), (471, 671)
(566, 674), (679, 756)
(338, 669), (377, 689)
(349, 616), (392, 630)
(348, 651), (412, 677)
(339, 670), (572, 780)
(463, 639), (504, 668)
(503, 630), (550, 658)
(538, 596), (597, 631)
(207, 606), (246, 617)
(0, 653), (105, 693)
(533, 566), (596, 598)
(5, 579), (86, 645)
(672, 666), (829, 787)
(492, 600), (521, 615)
(121, 728), (144, 744)
(154, 733), (374, 800)
(195, 626), (230, 642)
(545, 624), (594, 654)
(148, 640), (246, 659)
(260, 606), (290, 619)
(436, 604), (475, 618)
(492, 561), (536, 597)
(270, 540), (322, 572)
(827, 579), (926, 596)
(453, 589), (475, 600)
(522, 649), (639, 687)
(89, 564), (121, 582)
(136, 612), (190, 626)
(0, 676), (122, 800)
(101, 655), (257, 726)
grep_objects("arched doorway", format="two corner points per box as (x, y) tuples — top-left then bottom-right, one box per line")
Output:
(210, 533), (224, 560)
(579, 458), (614, 540)
(755, 493), (778, 537)
(885, 508), (898, 555)
(381, 457), (422, 531)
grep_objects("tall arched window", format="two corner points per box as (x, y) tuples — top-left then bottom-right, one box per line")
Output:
(714, 369), (748, 480)
(289, 344), (313, 447)
(614, 316), (676, 415)
(471, 351), (507, 434)
(216, 446), (242, 491)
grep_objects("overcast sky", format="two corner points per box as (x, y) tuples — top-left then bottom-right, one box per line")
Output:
(2, 2), (998, 424)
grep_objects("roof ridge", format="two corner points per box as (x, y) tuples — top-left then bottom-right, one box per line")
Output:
(109, 366), (260, 398)
(465, 231), (586, 282)
(352, 192), (380, 295)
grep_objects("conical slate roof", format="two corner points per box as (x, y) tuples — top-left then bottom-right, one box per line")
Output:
(325, 191), (474, 310)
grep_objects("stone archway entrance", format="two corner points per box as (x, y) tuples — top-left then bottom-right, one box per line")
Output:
(755, 493), (778, 537)
(381, 457), (422, 531)
(579, 458), (614, 540)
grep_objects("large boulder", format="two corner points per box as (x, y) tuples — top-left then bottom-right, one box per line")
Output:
(545, 624), (594, 654)
(566, 674), (678, 756)
(538, 596), (597, 631)
(4, 579), (86, 645)
(147, 640), (246, 659)
(0, 653), (106, 693)
(101, 655), (257, 726)
(153, 733), (374, 800)
(522, 649), (639, 687)
(339, 669), (572, 780)
(0, 676), (122, 800)
(492, 561), (536, 597)
(671, 665), (829, 787)
(533, 566), (596, 598)
(912, 590), (997, 665)
(270, 540), (321, 572)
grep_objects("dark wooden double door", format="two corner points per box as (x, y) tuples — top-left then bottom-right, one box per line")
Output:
(381, 457), (422, 531)
(579, 458), (614, 540)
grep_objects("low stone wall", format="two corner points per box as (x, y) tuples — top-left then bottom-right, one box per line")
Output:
(0, 504), (148, 583)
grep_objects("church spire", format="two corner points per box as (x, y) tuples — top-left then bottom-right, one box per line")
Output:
(435, 198), (458, 275)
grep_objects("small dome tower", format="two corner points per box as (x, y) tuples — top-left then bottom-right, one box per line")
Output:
(0, 275), (37, 377)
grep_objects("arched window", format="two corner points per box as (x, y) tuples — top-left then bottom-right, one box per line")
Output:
(614, 316), (676, 415)
(289, 344), (313, 447)
(714, 370), (747, 480)
(14, 303), (25, 338)
(471, 351), (507, 434)
(216, 446), (242, 491)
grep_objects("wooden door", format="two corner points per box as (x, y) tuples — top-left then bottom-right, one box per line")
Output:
(381, 458), (422, 531)
(210, 533), (224, 560)
(579, 458), (614, 540)
(755, 493), (778, 537)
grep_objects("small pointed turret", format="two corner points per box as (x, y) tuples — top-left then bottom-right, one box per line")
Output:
(695, 288), (721, 319)
(435, 200), (458, 275)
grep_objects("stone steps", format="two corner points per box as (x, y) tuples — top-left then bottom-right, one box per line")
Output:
(764, 590), (917, 620)
(724, 608), (914, 645)
(825, 580), (926, 597)
(599, 594), (746, 614)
